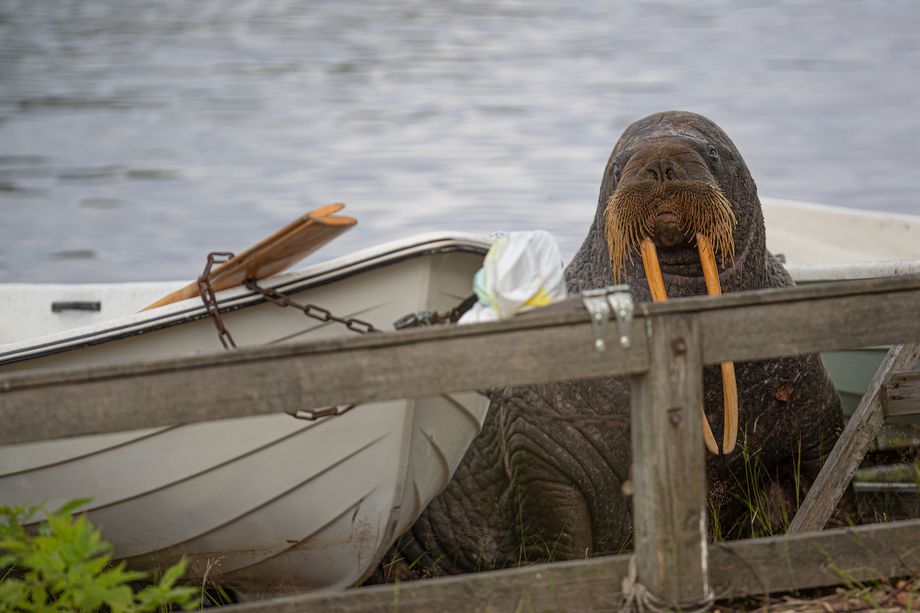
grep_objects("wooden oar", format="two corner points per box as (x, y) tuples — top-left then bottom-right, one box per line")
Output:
(141, 203), (356, 311)
(640, 238), (721, 455)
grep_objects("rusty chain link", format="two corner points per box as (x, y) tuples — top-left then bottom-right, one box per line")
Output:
(392, 294), (478, 329)
(197, 252), (237, 349)
(286, 404), (358, 421)
(242, 279), (380, 334)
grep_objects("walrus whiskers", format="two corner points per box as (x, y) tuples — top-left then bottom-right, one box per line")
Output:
(604, 180), (736, 282)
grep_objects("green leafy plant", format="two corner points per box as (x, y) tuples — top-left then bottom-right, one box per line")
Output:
(0, 499), (198, 612)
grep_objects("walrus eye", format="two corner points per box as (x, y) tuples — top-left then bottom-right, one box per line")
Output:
(708, 145), (719, 159)
(612, 162), (621, 179)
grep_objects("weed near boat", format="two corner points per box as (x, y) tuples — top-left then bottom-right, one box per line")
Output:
(0, 499), (199, 612)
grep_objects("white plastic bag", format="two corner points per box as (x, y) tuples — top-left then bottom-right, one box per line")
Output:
(459, 230), (567, 324)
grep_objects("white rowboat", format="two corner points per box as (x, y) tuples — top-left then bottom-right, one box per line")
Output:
(0, 233), (491, 594)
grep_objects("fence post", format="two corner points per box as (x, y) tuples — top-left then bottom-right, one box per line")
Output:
(630, 313), (710, 605)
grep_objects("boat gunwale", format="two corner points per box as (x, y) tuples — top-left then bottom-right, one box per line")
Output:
(0, 234), (492, 366)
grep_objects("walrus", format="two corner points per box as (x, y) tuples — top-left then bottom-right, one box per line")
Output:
(373, 110), (848, 580)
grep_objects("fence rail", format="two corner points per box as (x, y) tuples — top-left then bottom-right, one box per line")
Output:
(227, 519), (920, 613)
(2, 273), (919, 446)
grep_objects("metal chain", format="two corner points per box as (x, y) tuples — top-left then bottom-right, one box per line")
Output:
(243, 279), (380, 334)
(197, 252), (237, 349)
(393, 294), (478, 329)
(286, 404), (358, 421)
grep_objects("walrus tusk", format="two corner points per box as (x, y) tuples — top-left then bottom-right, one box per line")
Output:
(698, 407), (719, 456)
(639, 239), (668, 303)
(696, 233), (739, 454)
(640, 238), (720, 455)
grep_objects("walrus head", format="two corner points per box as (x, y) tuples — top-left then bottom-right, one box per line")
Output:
(566, 111), (780, 454)
(566, 110), (771, 299)
(604, 137), (737, 282)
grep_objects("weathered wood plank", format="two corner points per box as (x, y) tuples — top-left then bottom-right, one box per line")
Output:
(533, 274), (920, 364)
(718, 517), (920, 596)
(224, 519), (920, 612)
(885, 369), (920, 417)
(529, 272), (920, 319)
(0, 313), (650, 445)
(787, 343), (920, 535)
(698, 290), (920, 365)
(630, 314), (709, 604)
(3, 275), (920, 445)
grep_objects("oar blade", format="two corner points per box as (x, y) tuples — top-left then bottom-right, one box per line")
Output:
(207, 220), (354, 292)
(140, 204), (356, 312)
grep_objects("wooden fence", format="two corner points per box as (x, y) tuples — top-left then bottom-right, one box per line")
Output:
(2, 273), (920, 611)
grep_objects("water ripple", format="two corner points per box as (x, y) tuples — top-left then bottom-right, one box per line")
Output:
(0, 0), (918, 282)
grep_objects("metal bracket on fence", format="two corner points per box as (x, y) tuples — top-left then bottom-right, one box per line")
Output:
(608, 289), (634, 349)
(582, 285), (632, 352)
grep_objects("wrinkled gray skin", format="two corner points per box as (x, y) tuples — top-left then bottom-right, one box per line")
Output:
(377, 111), (847, 580)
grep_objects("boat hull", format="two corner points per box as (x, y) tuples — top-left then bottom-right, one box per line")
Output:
(0, 235), (491, 592)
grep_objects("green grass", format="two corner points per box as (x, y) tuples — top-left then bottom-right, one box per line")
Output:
(707, 433), (801, 541)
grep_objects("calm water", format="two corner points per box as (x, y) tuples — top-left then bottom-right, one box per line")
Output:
(1, 0), (918, 282)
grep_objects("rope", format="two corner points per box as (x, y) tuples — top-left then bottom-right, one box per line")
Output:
(619, 556), (715, 613)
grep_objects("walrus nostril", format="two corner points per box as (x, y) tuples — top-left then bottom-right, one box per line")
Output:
(660, 159), (682, 181)
(641, 159), (681, 182)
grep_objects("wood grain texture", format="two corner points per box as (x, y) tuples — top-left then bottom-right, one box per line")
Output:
(530, 274), (920, 364)
(0, 312), (650, 445)
(3, 275), (920, 445)
(529, 272), (920, 319)
(787, 342), (920, 535)
(224, 519), (920, 612)
(630, 314), (709, 603)
(885, 369), (920, 417)
(697, 290), (920, 365)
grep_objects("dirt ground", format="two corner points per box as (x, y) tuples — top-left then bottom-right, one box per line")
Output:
(716, 578), (919, 612)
